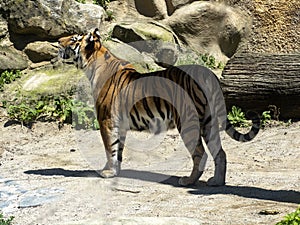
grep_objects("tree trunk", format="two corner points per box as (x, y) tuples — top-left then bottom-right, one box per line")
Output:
(220, 53), (300, 120)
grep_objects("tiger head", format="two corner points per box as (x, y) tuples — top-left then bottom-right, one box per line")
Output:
(58, 28), (102, 68)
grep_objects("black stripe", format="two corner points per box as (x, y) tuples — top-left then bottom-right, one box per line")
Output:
(154, 97), (165, 120)
(130, 113), (139, 129)
(111, 139), (120, 146)
(163, 100), (171, 119)
(141, 117), (149, 127)
(132, 105), (140, 121)
(203, 115), (212, 127)
(117, 147), (124, 161)
(142, 98), (154, 119)
(99, 77), (115, 105)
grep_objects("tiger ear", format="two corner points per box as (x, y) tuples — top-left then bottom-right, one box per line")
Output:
(93, 28), (101, 41)
(85, 32), (95, 51)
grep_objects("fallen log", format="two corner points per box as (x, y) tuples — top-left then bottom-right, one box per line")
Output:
(220, 53), (300, 120)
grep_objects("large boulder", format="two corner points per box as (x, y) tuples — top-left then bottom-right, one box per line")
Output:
(124, 0), (198, 19)
(24, 41), (58, 63)
(1, 0), (106, 39)
(3, 65), (84, 97)
(0, 46), (29, 73)
(0, 0), (106, 71)
(112, 22), (179, 66)
(165, 1), (251, 62)
(218, 0), (300, 53)
(130, 0), (169, 19)
(104, 39), (164, 72)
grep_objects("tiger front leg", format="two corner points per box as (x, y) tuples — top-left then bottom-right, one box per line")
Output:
(99, 121), (125, 178)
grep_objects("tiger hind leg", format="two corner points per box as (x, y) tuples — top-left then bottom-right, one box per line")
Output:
(203, 116), (227, 186)
(207, 148), (226, 186)
(178, 136), (205, 186)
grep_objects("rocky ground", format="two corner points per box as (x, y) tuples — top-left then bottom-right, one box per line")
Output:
(0, 116), (299, 225)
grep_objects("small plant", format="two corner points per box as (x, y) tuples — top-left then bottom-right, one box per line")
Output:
(227, 106), (250, 127)
(0, 70), (22, 91)
(5, 94), (98, 129)
(276, 206), (300, 225)
(105, 10), (115, 21)
(7, 103), (38, 127)
(201, 54), (225, 70)
(261, 110), (271, 127)
(0, 212), (14, 225)
(75, 0), (86, 3)
(93, 0), (110, 9)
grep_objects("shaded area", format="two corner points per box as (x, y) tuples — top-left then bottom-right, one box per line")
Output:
(25, 168), (100, 178)
(25, 168), (300, 204)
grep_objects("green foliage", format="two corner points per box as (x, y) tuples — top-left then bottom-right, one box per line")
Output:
(0, 70), (22, 91)
(93, 0), (110, 9)
(230, 107), (294, 128)
(75, 0), (86, 3)
(105, 10), (115, 21)
(4, 94), (98, 129)
(71, 100), (99, 129)
(276, 206), (300, 225)
(261, 110), (271, 127)
(201, 54), (225, 70)
(176, 52), (225, 70)
(0, 213), (14, 225)
(227, 106), (250, 127)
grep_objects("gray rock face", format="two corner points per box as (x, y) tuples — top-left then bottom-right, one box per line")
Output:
(0, 46), (28, 73)
(165, 1), (250, 62)
(24, 41), (58, 63)
(112, 22), (179, 67)
(0, 0), (106, 71)
(0, 16), (8, 39)
(2, 0), (106, 39)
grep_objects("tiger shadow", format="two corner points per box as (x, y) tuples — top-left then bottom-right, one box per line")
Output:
(25, 168), (300, 204)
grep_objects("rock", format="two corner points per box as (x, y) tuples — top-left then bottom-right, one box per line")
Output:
(0, 15), (8, 39)
(112, 22), (175, 45)
(24, 41), (58, 63)
(0, 0), (106, 71)
(3, 65), (84, 99)
(112, 22), (179, 67)
(0, 46), (28, 73)
(22, 65), (84, 95)
(104, 40), (163, 72)
(131, 0), (169, 19)
(1, 0), (106, 39)
(165, 1), (251, 63)
(218, 0), (300, 53)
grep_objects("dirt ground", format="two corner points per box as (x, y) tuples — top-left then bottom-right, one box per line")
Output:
(0, 113), (299, 225)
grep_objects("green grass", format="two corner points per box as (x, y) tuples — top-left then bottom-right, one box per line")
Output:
(0, 70), (22, 91)
(276, 206), (300, 225)
(227, 106), (272, 128)
(0, 213), (14, 225)
(3, 94), (98, 129)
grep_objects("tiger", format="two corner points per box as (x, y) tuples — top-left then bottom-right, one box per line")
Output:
(58, 28), (260, 186)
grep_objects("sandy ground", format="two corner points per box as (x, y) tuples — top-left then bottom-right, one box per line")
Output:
(0, 114), (299, 225)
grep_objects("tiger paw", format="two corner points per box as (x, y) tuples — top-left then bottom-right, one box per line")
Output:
(100, 169), (117, 178)
(178, 176), (196, 186)
(207, 177), (225, 186)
